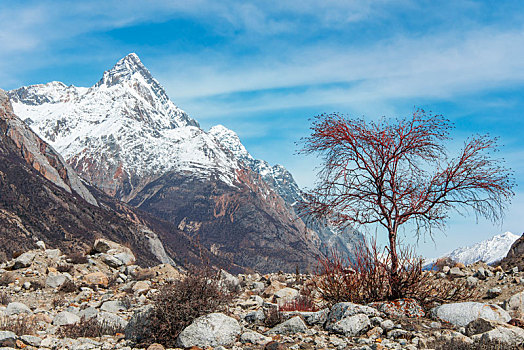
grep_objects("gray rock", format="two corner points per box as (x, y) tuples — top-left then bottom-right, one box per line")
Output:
(326, 314), (370, 337)
(97, 311), (127, 329)
(5, 302), (32, 315)
(465, 318), (497, 336)
(244, 310), (265, 323)
(505, 290), (524, 316)
(240, 330), (272, 345)
(380, 319), (395, 331)
(250, 281), (265, 293)
(124, 305), (154, 343)
(473, 323), (524, 346)
(430, 302), (511, 327)
(273, 287), (299, 302)
(284, 308), (329, 326)
(177, 313), (241, 348)
(45, 249), (62, 259)
(219, 269), (241, 292)
(13, 251), (36, 269)
(487, 287), (502, 299)
(0, 331), (17, 347)
(101, 254), (124, 268)
(113, 252), (135, 266)
(20, 335), (41, 347)
(387, 329), (408, 339)
(36, 241), (46, 250)
(325, 302), (378, 330)
(100, 300), (127, 313)
(267, 316), (308, 335)
(53, 311), (80, 326)
(78, 306), (98, 320)
(46, 273), (69, 289)
(466, 276), (479, 288)
(449, 267), (465, 278)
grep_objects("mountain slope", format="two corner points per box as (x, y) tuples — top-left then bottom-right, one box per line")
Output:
(0, 88), (236, 270)
(209, 124), (364, 258)
(9, 54), (329, 272)
(426, 232), (520, 266)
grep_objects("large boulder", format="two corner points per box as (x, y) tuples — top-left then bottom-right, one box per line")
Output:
(368, 298), (425, 318)
(266, 316), (308, 335)
(53, 311), (80, 326)
(125, 305), (154, 343)
(5, 302), (32, 316)
(83, 272), (109, 287)
(0, 331), (17, 347)
(325, 302), (379, 330)
(93, 238), (135, 266)
(505, 290), (524, 317)
(284, 308), (329, 326)
(326, 314), (371, 336)
(177, 313), (241, 348)
(12, 251), (36, 269)
(469, 320), (524, 346)
(46, 272), (69, 289)
(430, 302), (511, 327)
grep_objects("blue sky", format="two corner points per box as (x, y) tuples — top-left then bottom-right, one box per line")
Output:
(2, 0), (524, 258)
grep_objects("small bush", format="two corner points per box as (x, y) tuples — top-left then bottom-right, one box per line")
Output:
(279, 295), (318, 312)
(56, 263), (73, 273)
(0, 272), (16, 287)
(263, 306), (283, 328)
(67, 251), (88, 264)
(58, 316), (124, 338)
(52, 294), (66, 308)
(0, 314), (37, 335)
(0, 291), (11, 305)
(58, 280), (78, 293)
(136, 267), (236, 347)
(314, 238), (479, 309)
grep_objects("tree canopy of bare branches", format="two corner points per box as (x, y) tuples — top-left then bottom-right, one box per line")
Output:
(300, 109), (514, 298)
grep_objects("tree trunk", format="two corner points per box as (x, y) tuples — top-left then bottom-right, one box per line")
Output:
(388, 230), (400, 299)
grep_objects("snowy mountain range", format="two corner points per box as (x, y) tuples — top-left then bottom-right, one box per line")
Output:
(426, 231), (520, 266)
(7, 53), (363, 271)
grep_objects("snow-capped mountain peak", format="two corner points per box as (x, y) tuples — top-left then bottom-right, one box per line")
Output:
(209, 125), (253, 162)
(427, 231), (520, 266)
(96, 53), (151, 87)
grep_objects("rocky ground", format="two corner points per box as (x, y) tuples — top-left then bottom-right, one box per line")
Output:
(1, 241), (524, 349)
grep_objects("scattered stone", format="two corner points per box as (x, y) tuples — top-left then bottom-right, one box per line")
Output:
(449, 267), (465, 278)
(46, 272), (69, 289)
(273, 287), (299, 304)
(83, 272), (109, 287)
(100, 300), (127, 313)
(5, 302), (32, 315)
(177, 313), (241, 348)
(368, 298), (425, 318)
(20, 335), (41, 347)
(240, 330), (272, 345)
(146, 344), (165, 350)
(0, 331), (17, 347)
(487, 287), (502, 299)
(465, 318), (497, 336)
(53, 311), (80, 326)
(267, 316), (308, 335)
(12, 251), (36, 269)
(327, 313), (371, 337)
(430, 302), (511, 326)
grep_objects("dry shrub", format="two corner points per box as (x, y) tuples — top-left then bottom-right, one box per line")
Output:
(58, 316), (124, 338)
(0, 272), (16, 287)
(0, 314), (37, 335)
(314, 238), (479, 309)
(279, 295), (318, 312)
(263, 306), (283, 328)
(56, 262), (73, 273)
(138, 266), (236, 347)
(67, 251), (88, 264)
(58, 280), (78, 293)
(0, 291), (11, 305)
(52, 294), (66, 308)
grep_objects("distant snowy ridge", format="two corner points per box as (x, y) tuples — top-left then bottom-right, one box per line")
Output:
(425, 232), (520, 266)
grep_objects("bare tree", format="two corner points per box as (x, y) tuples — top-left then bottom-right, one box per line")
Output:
(300, 110), (514, 298)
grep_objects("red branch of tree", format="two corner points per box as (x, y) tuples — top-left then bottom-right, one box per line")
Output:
(299, 109), (514, 298)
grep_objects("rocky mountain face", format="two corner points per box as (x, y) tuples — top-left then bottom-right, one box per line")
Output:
(8, 53), (362, 272)
(426, 232), (520, 268)
(500, 233), (524, 270)
(0, 88), (236, 270)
